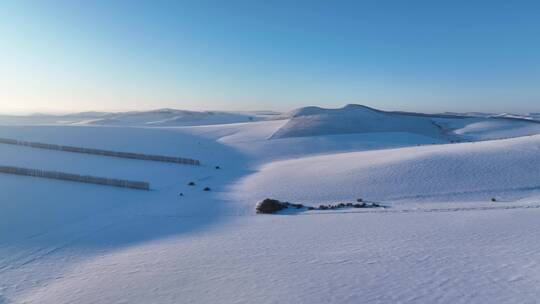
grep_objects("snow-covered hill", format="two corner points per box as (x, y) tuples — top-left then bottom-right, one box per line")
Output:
(3, 105), (540, 143)
(441, 111), (540, 121)
(83, 109), (263, 126)
(271, 104), (449, 139)
(271, 104), (540, 141)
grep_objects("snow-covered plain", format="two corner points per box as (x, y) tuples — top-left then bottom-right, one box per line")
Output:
(1, 105), (540, 304)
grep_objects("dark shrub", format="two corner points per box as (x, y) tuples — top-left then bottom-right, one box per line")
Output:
(256, 198), (288, 214)
(491, 197), (497, 202)
(188, 181), (195, 186)
(319, 205), (328, 210)
(203, 187), (211, 191)
(356, 198), (363, 203)
(215, 165), (221, 169)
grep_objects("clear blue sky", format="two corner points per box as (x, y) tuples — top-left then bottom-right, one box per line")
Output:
(1, 0), (539, 113)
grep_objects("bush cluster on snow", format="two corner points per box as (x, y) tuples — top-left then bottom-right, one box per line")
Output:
(256, 199), (289, 214)
(317, 201), (381, 210)
(256, 198), (383, 214)
(256, 199), (305, 214)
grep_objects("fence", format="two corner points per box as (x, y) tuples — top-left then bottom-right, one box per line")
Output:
(0, 165), (150, 190)
(0, 137), (200, 165)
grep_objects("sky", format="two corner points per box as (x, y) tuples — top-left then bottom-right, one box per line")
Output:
(1, 0), (539, 114)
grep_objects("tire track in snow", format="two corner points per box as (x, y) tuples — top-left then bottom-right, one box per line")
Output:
(0, 220), (118, 275)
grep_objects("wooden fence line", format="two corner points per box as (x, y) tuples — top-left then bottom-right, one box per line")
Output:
(0, 137), (200, 165)
(0, 165), (150, 190)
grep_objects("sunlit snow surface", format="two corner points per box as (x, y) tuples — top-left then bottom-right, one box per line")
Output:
(1, 105), (540, 304)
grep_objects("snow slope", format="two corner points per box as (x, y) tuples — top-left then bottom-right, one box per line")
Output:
(0, 124), (251, 303)
(452, 119), (540, 140)
(14, 207), (540, 304)
(440, 111), (540, 121)
(182, 120), (447, 163)
(432, 117), (540, 141)
(230, 134), (540, 207)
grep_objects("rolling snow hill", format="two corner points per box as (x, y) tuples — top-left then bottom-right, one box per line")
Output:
(270, 104), (540, 141)
(3, 105), (540, 143)
(230, 134), (540, 206)
(0, 109), (272, 126)
(271, 104), (449, 139)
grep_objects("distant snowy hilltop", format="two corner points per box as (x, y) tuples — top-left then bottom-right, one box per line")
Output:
(271, 104), (540, 141)
(0, 108), (281, 126)
(1, 104), (539, 141)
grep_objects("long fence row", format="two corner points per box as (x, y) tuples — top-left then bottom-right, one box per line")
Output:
(0, 137), (200, 165)
(0, 165), (150, 190)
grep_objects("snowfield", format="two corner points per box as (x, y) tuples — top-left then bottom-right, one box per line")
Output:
(14, 208), (540, 304)
(1, 105), (540, 304)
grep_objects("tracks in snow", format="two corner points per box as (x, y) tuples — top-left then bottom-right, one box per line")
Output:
(2, 201), (539, 274)
(301, 202), (540, 216)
